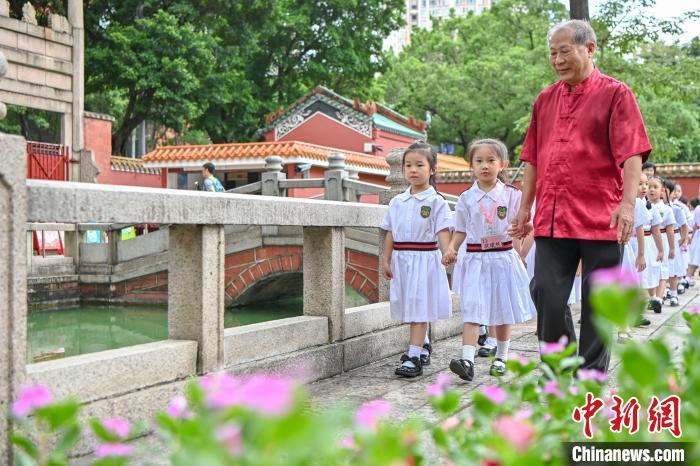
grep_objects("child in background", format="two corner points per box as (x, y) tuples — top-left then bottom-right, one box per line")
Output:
(688, 198), (700, 280)
(442, 139), (535, 381)
(638, 173), (665, 313)
(666, 180), (688, 306)
(380, 142), (453, 378)
(648, 177), (676, 309)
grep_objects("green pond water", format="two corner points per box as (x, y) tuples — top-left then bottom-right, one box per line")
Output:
(27, 286), (368, 363)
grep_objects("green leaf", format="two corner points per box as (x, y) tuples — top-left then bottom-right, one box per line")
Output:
(34, 400), (80, 430)
(10, 432), (39, 459)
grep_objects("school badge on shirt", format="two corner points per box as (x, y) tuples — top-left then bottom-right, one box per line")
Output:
(497, 206), (507, 220)
(420, 206), (431, 218)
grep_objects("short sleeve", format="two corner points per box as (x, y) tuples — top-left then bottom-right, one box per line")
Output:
(507, 188), (522, 223)
(634, 199), (651, 228)
(663, 208), (675, 228)
(650, 206), (662, 226)
(673, 205), (687, 227)
(380, 201), (392, 231)
(203, 178), (214, 191)
(454, 195), (469, 233)
(695, 207), (700, 227)
(609, 86), (652, 167)
(433, 199), (453, 234)
(519, 103), (538, 166)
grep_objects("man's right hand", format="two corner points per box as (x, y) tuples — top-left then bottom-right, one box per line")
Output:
(509, 208), (532, 239)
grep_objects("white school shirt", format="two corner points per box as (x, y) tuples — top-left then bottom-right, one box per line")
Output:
(454, 180), (521, 243)
(695, 206), (700, 228)
(380, 186), (452, 241)
(642, 201), (662, 230)
(633, 198), (652, 229)
(671, 203), (687, 230)
(654, 202), (676, 230)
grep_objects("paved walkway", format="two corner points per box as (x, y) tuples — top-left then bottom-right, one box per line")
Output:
(308, 286), (699, 426)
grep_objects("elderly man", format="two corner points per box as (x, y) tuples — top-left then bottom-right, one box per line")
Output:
(511, 20), (651, 372)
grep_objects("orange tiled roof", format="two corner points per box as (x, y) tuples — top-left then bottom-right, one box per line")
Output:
(142, 141), (470, 172)
(110, 156), (160, 175)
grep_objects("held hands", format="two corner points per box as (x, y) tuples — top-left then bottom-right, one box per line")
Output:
(381, 260), (393, 280)
(610, 201), (635, 244)
(442, 248), (457, 266)
(669, 248), (676, 261)
(508, 208), (532, 239)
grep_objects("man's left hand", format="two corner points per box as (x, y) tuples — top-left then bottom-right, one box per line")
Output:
(610, 201), (635, 244)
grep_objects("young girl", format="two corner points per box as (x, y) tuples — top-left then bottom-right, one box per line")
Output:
(688, 198), (700, 279)
(637, 173), (665, 313)
(380, 142), (453, 378)
(648, 177), (676, 308)
(442, 139), (535, 380)
(666, 180), (688, 306)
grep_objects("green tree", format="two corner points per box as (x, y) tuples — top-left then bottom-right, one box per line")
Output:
(382, 0), (567, 158)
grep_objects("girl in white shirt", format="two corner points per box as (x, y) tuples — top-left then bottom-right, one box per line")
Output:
(380, 142), (453, 378)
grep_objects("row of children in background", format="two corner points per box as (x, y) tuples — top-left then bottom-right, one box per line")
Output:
(631, 162), (699, 316)
(380, 139), (534, 381)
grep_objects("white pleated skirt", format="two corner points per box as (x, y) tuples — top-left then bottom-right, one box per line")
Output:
(669, 233), (686, 277)
(390, 249), (452, 323)
(690, 233), (700, 267)
(452, 248), (536, 326)
(660, 234), (670, 280)
(638, 235), (661, 289)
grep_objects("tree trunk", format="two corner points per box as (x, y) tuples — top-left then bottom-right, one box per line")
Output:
(569, 0), (589, 20)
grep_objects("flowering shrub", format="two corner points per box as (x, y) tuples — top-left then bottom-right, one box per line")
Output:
(9, 267), (700, 465)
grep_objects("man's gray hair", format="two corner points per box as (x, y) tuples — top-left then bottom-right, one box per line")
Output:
(548, 20), (597, 46)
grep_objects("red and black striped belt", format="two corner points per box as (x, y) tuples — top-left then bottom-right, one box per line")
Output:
(643, 230), (652, 236)
(393, 241), (439, 252)
(466, 241), (513, 252)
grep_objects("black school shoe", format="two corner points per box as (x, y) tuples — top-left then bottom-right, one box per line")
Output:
(477, 345), (497, 357)
(449, 358), (474, 381)
(478, 326), (488, 346)
(649, 299), (662, 314)
(635, 317), (652, 327)
(421, 342), (432, 366)
(489, 358), (507, 377)
(395, 355), (423, 378)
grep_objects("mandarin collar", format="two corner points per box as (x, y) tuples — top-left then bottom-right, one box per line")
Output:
(396, 186), (436, 202)
(561, 68), (600, 94)
(469, 180), (504, 202)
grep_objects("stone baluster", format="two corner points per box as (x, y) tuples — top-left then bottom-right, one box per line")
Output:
(303, 227), (345, 342)
(378, 147), (408, 302)
(324, 152), (348, 202)
(261, 156), (286, 197)
(0, 50), (28, 464)
(63, 227), (81, 268)
(168, 225), (225, 374)
(344, 168), (360, 203)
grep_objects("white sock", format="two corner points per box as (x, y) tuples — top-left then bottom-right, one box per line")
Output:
(462, 345), (476, 364)
(495, 340), (510, 361)
(403, 345), (422, 368)
(479, 325), (487, 336)
(483, 337), (497, 348)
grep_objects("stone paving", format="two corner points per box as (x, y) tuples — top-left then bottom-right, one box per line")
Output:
(307, 286), (699, 427)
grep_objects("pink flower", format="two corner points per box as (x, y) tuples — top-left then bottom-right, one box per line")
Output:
(577, 368), (607, 382)
(441, 416), (460, 431)
(95, 443), (133, 458)
(543, 380), (563, 398)
(426, 373), (450, 397)
(689, 307), (700, 315)
(102, 418), (130, 439)
(492, 415), (536, 453)
(217, 424), (243, 457)
(201, 372), (242, 409)
(569, 386), (579, 396)
(239, 375), (294, 416)
(355, 400), (391, 430)
(540, 336), (568, 355)
(340, 435), (357, 450)
(11, 384), (53, 417)
(167, 395), (191, 419)
(510, 353), (530, 366)
(543, 413), (552, 421)
(590, 266), (639, 288)
(668, 375), (682, 393)
(514, 408), (533, 421)
(480, 385), (507, 405)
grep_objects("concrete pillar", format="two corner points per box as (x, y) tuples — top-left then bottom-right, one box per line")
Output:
(168, 225), (225, 374)
(107, 229), (120, 266)
(0, 133), (28, 463)
(344, 168), (360, 202)
(63, 229), (80, 267)
(324, 152), (348, 202)
(378, 147), (408, 302)
(261, 156), (286, 197)
(303, 227), (345, 342)
(68, 0), (89, 181)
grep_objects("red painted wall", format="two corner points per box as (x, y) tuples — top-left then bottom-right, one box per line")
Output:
(85, 115), (162, 188)
(278, 113), (371, 153)
(373, 128), (417, 154)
